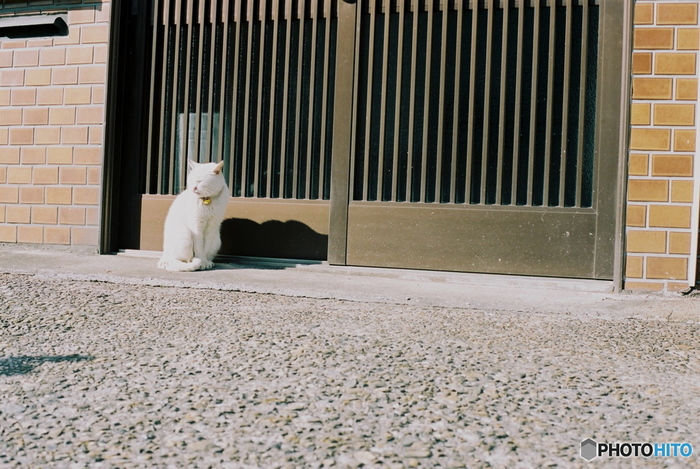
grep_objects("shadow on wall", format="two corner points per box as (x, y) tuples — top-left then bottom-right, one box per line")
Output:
(220, 219), (328, 261)
(0, 354), (93, 377)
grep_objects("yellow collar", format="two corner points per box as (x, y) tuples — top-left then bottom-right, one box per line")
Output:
(200, 197), (212, 205)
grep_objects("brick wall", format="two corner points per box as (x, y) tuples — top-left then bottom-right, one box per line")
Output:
(0, 1), (109, 247)
(628, 1), (700, 292)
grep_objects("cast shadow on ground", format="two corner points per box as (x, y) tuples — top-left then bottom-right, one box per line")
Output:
(0, 355), (93, 377)
(217, 218), (328, 268)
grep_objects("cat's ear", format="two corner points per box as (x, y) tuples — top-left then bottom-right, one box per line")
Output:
(187, 159), (197, 172)
(213, 161), (224, 174)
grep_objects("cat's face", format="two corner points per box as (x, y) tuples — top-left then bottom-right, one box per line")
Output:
(186, 160), (226, 197)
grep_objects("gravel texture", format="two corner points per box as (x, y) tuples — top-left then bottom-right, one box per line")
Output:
(1, 272), (699, 468)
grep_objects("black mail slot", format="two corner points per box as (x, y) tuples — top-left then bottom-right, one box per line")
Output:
(0, 14), (68, 39)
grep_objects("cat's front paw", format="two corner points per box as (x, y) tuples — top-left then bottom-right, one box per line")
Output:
(201, 260), (215, 270)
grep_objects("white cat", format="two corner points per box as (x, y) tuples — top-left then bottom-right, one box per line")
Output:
(157, 160), (229, 272)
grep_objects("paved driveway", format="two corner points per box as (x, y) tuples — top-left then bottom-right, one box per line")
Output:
(1, 272), (699, 468)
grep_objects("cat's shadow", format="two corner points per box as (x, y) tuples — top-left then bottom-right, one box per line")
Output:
(217, 218), (328, 267)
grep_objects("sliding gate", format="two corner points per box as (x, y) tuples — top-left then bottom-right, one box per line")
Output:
(125, 0), (630, 279)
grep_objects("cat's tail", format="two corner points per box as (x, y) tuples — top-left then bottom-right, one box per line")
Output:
(157, 256), (203, 272)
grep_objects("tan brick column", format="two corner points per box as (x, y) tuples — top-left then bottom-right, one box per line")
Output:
(627, 1), (700, 292)
(0, 2), (109, 247)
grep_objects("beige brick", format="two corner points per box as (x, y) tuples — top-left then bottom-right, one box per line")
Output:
(0, 225), (17, 243)
(88, 126), (103, 145)
(669, 232), (692, 255)
(64, 87), (91, 105)
(674, 131), (696, 154)
(633, 52), (652, 75)
(32, 206), (57, 224)
(667, 282), (691, 293)
(0, 89), (9, 106)
(0, 127), (6, 144)
(61, 126), (88, 145)
(635, 3), (654, 25)
(81, 24), (110, 44)
(1, 69), (24, 87)
(37, 88), (63, 105)
(47, 147), (74, 165)
(655, 53), (697, 75)
(0, 166), (5, 184)
(11, 88), (36, 105)
(0, 50), (11, 67)
(49, 107), (76, 125)
(76, 106), (103, 125)
(25, 68), (51, 86)
(39, 48), (66, 66)
(624, 281), (664, 292)
(678, 28), (700, 50)
(630, 104), (651, 126)
(66, 47), (94, 65)
(59, 206), (86, 225)
(73, 186), (99, 205)
(625, 256), (644, 278)
(68, 8), (96, 24)
(632, 78), (673, 99)
(54, 28), (80, 46)
(651, 155), (693, 177)
(87, 167), (100, 185)
(13, 49), (39, 67)
(94, 45), (108, 64)
(95, 3), (112, 22)
(10, 128), (33, 145)
(59, 166), (86, 184)
(19, 186), (44, 204)
(33, 167), (59, 185)
(35, 127), (60, 145)
(71, 226), (98, 246)
(44, 226), (70, 245)
(648, 205), (692, 229)
(86, 207), (99, 225)
(0, 109), (21, 126)
(630, 129), (671, 151)
(627, 230), (667, 254)
(657, 3), (698, 25)
(0, 186), (19, 203)
(628, 154), (648, 176)
(23, 108), (49, 126)
(653, 104), (695, 126)
(676, 78), (698, 100)
(17, 225), (43, 244)
(52, 67), (79, 85)
(646, 257), (688, 280)
(634, 28), (674, 49)
(21, 147), (45, 164)
(46, 187), (72, 205)
(92, 85), (105, 104)
(0, 147), (20, 164)
(79, 65), (106, 85)
(627, 205), (646, 228)
(627, 179), (668, 202)
(6, 205), (30, 224)
(74, 147), (101, 165)
(7, 166), (32, 184)
(671, 180), (694, 203)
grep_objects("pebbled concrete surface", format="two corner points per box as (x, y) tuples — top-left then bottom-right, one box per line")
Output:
(0, 245), (699, 468)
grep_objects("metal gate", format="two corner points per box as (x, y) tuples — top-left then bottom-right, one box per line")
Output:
(329, 0), (630, 279)
(123, 0), (630, 279)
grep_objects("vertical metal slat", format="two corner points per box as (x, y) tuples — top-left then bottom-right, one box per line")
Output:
(265, 0), (281, 198)
(526, 0), (540, 206)
(228, 0), (243, 188)
(435, 2), (449, 203)
(542, 0), (556, 205)
(479, 0), (494, 204)
(376, 0), (391, 202)
(419, 1), (434, 203)
(362, 0), (377, 201)
(495, 2), (509, 205)
(215, 0), (230, 165)
(510, 3), (525, 204)
(253, 0), (267, 196)
(291, 1), (306, 198)
(391, 0), (406, 202)
(278, 0), (293, 197)
(145, 0), (161, 194)
(449, 1), (464, 204)
(191, 0), (207, 164)
(305, 1), (320, 199)
(318, 0), (333, 200)
(240, 0), (255, 196)
(464, 0), (478, 203)
(575, 0), (589, 208)
(558, 0), (573, 206)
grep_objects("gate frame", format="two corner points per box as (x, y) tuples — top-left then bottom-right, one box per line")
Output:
(328, 0), (634, 291)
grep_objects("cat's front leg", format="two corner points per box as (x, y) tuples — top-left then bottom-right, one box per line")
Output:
(202, 229), (221, 270)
